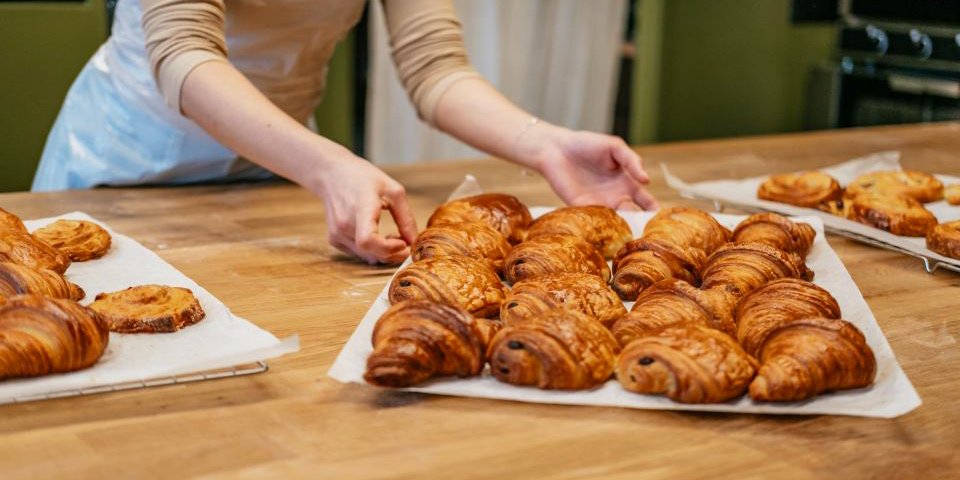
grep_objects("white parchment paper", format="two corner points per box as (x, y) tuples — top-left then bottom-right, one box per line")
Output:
(0, 212), (299, 403)
(328, 209), (921, 418)
(663, 151), (960, 270)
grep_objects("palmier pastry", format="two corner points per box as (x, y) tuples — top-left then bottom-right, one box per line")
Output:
(487, 309), (620, 390)
(700, 242), (812, 297)
(0, 262), (84, 301)
(735, 278), (841, 357)
(525, 205), (632, 259)
(90, 284), (206, 333)
(927, 221), (960, 259)
(757, 171), (842, 208)
(612, 279), (737, 345)
(503, 234), (609, 284)
(642, 207), (730, 254)
(845, 170), (943, 203)
(389, 256), (507, 318)
(0, 231), (71, 274)
(616, 324), (758, 403)
(731, 213), (816, 257)
(611, 238), (705, 301)
(945, 185), (960, 205)
(749, 317), (876, 402)
(33, 219), (112, 261)
(428, 193), (533, 244)
(817, 198), (854, 219)
(850, 190), (937, 237)
(0, 208), (27, 234)
(501, 273), (626, 328)
(0, 294), (109, 379)
(364, 300), (500, 387)
(411, 222), (510, 274)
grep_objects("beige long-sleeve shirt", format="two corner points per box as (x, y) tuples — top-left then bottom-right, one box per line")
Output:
(140, 0), (478, 125)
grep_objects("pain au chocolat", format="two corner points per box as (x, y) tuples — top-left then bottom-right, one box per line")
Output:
(501, 273), (625, 328)
(525, 205), (632, 259)
(428, 193), (532, 245)
(389, 256), (507, 318)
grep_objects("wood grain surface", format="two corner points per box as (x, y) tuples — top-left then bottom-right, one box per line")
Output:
(2, 123), (959, 479)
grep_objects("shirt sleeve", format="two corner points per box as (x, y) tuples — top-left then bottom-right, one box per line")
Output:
(381, 0), (481, 125)
(140, 0), (230, 113)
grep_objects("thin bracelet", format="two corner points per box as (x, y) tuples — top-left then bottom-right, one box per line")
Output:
(514, 116), (540, 159)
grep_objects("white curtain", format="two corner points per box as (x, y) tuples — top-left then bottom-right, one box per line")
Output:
(366, 0), (628, 164)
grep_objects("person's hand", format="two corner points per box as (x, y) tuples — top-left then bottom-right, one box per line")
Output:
(522, 125), (659, 211)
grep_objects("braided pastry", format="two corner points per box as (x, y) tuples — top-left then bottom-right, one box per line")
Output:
(364, 300), (500, 387)
(0, 231), (71, 274)
(428, 193), (533, 244)
(735, 278), (841, 357)
(0, 294), (109, 379)
(945, 185), (960, 205)
(33, 219), (111, 262)
(927, 221), (960, 259)
(757, 171), (843, 208)
(611, 238), (705, 301)
(612, 279), (737, 346)
(501, 273), (626, 327)
(845, 170), (943, 203)
(503, 234), (610, 284)
(526, 205), (632, 259)
(90, 284), (206, 333)
(0, 208), (27, 234)
(749, 317), (876, 402)
(642, 207), (730, 254)
(616, 324), (758, 403)
(389, 256), (507, 318)
(0, 262), (84, 301)
(731, 213), (816, 257)
(412, 222), (511, 274)
(700, 242), (812, 297)
(487, 309), (620, 390)
(850, 190), (938, 237)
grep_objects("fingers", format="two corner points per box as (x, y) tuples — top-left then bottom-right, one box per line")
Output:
(615, 199), (642, 211)
(633, 187), (660, 211)
(354, 197), (410, 264)
(611, 140), (650, 185)
(382, 183), (419, 245)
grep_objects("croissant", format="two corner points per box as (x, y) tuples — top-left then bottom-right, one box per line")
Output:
(845, 170), (944, 203)
(642, 207), (730, 254)
(0, 262), (84, 301)
(757, 171), (843, 208)
(615, 324), (758, 403)
(525, 205), (632, 259)
(611, 238), (705, 301)
(0, 294), (109, 379)
(735, 278), (841, 357)
(389, 256), (507, 318)
(0, 208), (28, 234)
(749, 317), (876, 402)
(612, 278), (737, 346)
(487, 309), (620, 390)
(428, 193), (533, 244)
(731, 213), (816, 257)
(503, 234), (610, 284)
(927, 221), (960, 260)
(364, 300), (500, 387)
(411, 221), (511, 274)
(850, 190), (938, 237)
(501, 273), (626, 328)
(0, 229), (72, 275)
(700, 242), (812, 297)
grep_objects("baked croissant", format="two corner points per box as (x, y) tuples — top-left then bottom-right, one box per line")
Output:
(615, 324), (758, 403)
(731, 213), (816, 257)
(487, 309), (620, 390)
(700, 242), (812, 297)
(749, 317), (876, 402)
(503, 234), (610, 284)
(501, 273), (626, 328)
(389, 256), (507, 318)
(525, 205), (632, 259)
(850, 190), (938, 237)
(757, 171), (843, 208)
(364, 300), (500, 387)
(411, 222), (511, 274)
(0, 294), (109, 379)
(611, 238), (705, 301)
(428, 193), (533, 244)
(612, 278), (737, 346)
(0, 262), (84, 301)
(0, 231), (71, 274)
(735, 278), (841, 357)
(845, 170), (944, 203)
(642, 207), (730, 254)
(0, 208), (28, 234)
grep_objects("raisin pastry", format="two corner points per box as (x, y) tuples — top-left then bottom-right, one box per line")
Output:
(612, 279), (737, 346)
(411, 221), (511, 274)
(817, 198), (854, 219)
(735, 278), (841, 357)
(845, 170), (943, 203)
(90, 284), (206, 333)
(525, 205), (632, 259)
(33, 219), (112, 262)
(611, 238), (705, 301)
(850, 190), (937, 237)
(700, 242), (812, 297)
(503, 234), (610, 284)
(0, 231), (71, 274)
(428, 193), (533, 245)
(501, 273), (626, 328)
(0, 261), (84, 301)
(757, 171), (843, 208)
(927, 221), (960, 259)
(642, 207), (730, 255)
(389, 256), (507, 318)
(731, 213), (816, 257)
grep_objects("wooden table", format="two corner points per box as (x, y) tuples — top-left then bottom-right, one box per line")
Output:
(2, 123), (959, 479)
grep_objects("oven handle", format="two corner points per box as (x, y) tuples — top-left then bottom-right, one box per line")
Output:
(888, 74), (960, 99)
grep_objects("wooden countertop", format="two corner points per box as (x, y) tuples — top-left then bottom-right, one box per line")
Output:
(2, 123), (959, 479)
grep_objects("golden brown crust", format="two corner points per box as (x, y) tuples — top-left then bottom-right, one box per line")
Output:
(642, 207), (731, 254)
(503, 234), (610, 284)
(33, 220), (112, 262)
(526, 205), (632, 259)
(758, 171), (843, 208)
(0, 231), (71, 274)
(611, 238), (705, 301)
(364, 300), (500, 387)
(0, 262), (84, 301)
(700, 242), (812, 298)
(0, 294), (109, 379)
(850, 190), (938, 237)
(389, 256), (507, 318)
(412, 222), (511, 274)
(0, 208), (28, 234)
(945, 185), (960, 205)
(487, 309), (620, 390)
(615, 324), (758, 403)
(427, 193), (533, 245)
(927, 221), (960, 259)
(845, 170), (944, 203)
(501, 273), (626, 328)
(90, 284), (206, 333)
(731, 213), (816, 257)
(735, 278), (841, 357)
(612, 279), (737, 346)
(749, 317), (876, 402)
(817, 198), (854, 219)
